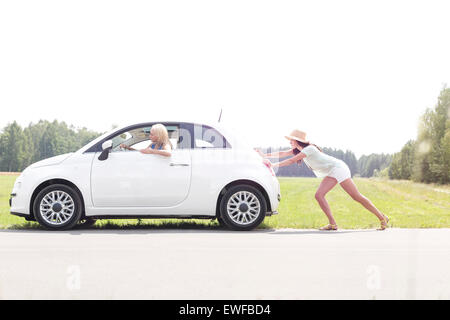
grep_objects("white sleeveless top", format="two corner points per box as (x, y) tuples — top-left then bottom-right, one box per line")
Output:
(301, 145), (347, 178)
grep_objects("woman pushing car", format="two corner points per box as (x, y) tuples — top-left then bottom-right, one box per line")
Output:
(257, 130), (389, 231)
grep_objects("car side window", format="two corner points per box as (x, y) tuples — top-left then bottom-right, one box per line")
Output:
(110, 125), (185, 151)
(193, 125), (230, 149)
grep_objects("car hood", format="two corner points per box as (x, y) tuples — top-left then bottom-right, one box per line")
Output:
(28, 153), (73, 169)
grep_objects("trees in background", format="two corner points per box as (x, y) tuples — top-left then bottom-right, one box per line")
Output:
(389, 140), (415, 180)
(0, 120), (101, 172)
(357, 153), (392, 178)
(390, 87), (450, 184)
(0, 122), (27, 172)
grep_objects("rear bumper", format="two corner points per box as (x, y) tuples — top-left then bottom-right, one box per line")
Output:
(267, 177), (281, 212)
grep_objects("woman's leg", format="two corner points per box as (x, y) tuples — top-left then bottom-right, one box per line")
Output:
(340, 178), (385, 221)
(315, 177), (338, 225)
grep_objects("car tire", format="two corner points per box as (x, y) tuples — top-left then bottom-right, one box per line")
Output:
(219, 184), (267, 231)
(216, 216), (226, 228)
(33, 184), (83, 230)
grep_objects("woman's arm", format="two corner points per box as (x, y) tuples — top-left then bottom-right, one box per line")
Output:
(120, 143), (136, 151)
(140, 145), (172, 157)
(271, 152), (306, 168)
(255, 148), (294, 159)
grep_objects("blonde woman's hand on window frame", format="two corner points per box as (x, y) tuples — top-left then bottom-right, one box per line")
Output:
(120, 144), (136, 151)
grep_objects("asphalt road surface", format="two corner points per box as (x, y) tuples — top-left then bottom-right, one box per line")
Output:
(0, 228), (448, 299)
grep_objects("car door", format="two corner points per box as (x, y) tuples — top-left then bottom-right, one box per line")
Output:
(90, 124), (191, 208)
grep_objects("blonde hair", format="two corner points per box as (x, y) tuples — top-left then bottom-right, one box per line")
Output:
(151, 124), (172, 148)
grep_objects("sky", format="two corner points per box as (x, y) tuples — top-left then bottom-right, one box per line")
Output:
(1, 0), (449, 157)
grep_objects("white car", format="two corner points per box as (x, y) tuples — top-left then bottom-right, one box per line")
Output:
(10, 121), (281, 231)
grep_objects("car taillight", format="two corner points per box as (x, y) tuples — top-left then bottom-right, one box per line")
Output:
(263, 161), (276, 177)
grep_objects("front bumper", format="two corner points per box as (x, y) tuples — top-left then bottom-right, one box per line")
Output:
(10, 192), (35, 221)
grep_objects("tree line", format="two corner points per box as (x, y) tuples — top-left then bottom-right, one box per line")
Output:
(0, 120), (100, 172)
(389, 87), (450, 184)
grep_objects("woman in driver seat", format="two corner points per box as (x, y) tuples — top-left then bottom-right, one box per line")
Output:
(120, 123), (172, 157)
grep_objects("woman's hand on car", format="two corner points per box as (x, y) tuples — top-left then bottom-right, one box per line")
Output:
(254, 148), (266, 158)
(263, 159), (273, 167)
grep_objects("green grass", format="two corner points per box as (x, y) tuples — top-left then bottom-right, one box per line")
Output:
(270, 177), (450, 229)
(1, 175), (449, 230)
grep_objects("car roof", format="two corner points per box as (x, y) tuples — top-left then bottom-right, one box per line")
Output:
(115, 119), (223, 130)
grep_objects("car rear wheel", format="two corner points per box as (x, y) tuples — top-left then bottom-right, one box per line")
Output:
(33, 184), (83, 230)
(219, 185), (267, 231)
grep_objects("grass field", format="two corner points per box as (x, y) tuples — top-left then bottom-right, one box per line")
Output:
(1, 175), (449, 229)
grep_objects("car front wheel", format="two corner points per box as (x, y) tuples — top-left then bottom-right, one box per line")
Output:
(33, 184), (83, 230)
(219, 185), (267, 231)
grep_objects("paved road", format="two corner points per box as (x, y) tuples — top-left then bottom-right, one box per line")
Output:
(0, 228), (448, 299)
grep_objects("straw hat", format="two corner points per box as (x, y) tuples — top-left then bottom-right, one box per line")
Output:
(285, 129), (309, 143)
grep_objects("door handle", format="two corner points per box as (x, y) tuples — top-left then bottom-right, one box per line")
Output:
(170, 163), (190, 166)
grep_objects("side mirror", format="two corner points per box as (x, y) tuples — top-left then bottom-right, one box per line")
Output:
(98, 140), (113, 161)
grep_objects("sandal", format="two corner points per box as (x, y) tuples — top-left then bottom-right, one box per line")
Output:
(378, 215), (390, 231)
(319, 224), (338, 231)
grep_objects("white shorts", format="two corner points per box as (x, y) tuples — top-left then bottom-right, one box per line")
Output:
(328, 165), (351, 183)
